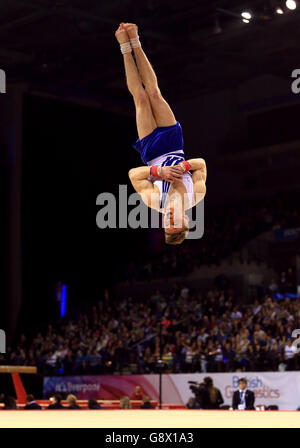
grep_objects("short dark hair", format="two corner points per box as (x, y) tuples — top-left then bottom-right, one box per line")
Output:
(204, 377), (213, 386)
(54, 393), (62, 403)
(88, 398), (99, 409)
(26, 394), (34, 402)
(238, 378), (247, 385)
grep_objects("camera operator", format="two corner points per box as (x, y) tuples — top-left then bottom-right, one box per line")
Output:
(189, 377), (223, 409)
(188, 380), (206, 408)
(202, 377), (224, 409)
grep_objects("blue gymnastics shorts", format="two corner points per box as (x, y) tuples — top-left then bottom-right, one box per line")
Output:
(132, 121), (184, 164)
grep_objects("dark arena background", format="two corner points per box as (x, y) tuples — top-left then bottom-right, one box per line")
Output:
(1, 0), (300, 431)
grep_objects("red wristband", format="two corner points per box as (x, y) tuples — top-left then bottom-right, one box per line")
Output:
(150, 165), (160, 177)
(180, 161), (191, 173)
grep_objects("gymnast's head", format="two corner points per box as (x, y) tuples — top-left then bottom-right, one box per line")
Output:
(163, 204), (189, 245)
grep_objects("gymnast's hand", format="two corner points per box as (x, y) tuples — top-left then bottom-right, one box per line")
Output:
(160, 166), (183, 182)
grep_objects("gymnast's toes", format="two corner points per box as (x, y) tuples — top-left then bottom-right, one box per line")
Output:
(124, 23), (139, 39)
(115, 24), (130, 44)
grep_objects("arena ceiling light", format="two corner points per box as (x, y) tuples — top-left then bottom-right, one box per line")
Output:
(241, 11), (252, 20)
(286, 0), (297, 9)
(216, 7), (253, 26)
(276, 7), (284, 13)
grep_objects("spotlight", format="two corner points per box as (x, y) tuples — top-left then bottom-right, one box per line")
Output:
(286, 0), (297, 9)
(276, 7), (284, 13)
(241, 11), (252, 19)
(242, 18), (250, 23)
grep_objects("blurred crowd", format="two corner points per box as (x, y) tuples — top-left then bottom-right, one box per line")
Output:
(2, 272), (300, 376)
(121, 193), (300, 281)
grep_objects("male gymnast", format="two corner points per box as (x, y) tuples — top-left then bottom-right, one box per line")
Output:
(115, 23), (207, 244)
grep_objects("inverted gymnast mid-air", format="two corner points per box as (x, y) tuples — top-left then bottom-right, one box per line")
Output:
(115, 23), (207, 245)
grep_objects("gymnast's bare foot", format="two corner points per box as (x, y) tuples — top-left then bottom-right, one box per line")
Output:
(115, 23), (130, 44)
(123, 23), (139, 39)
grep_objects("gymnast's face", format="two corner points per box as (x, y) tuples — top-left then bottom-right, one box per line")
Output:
(164, 205), (187, 234)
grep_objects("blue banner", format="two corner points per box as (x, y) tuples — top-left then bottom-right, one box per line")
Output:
(275, 228), (300, 241)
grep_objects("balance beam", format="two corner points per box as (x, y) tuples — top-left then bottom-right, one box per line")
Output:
(0, 365), (37, 403)
(0, 366), (37, 374)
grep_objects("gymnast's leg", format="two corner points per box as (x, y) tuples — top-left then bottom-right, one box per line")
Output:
(123, 22), (176, 128)
(115, 23), (157, 140)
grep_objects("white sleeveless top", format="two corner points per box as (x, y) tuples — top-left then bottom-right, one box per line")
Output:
(147, 150), (195, 212)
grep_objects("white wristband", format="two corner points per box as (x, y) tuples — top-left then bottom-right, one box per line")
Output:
(130, 36), (141, 48)
(120, 42), (132, 54)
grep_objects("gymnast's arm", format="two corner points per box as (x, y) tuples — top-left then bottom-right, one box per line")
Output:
(128, 165), (183, 208)
(129, 166), (160, 210)
(128, 165), (183, 192)
(187, 158), (207, 204)
(128, 166), (155, 195)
